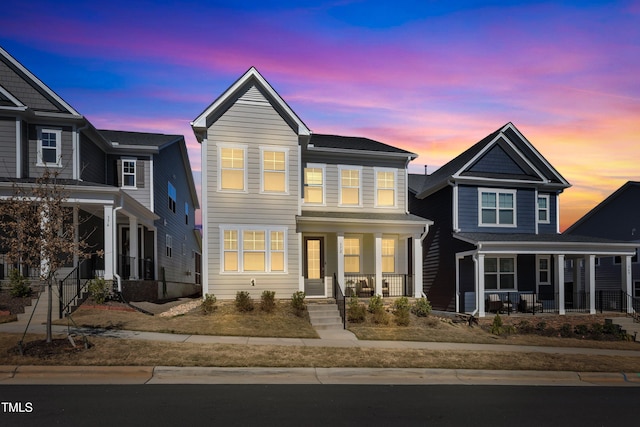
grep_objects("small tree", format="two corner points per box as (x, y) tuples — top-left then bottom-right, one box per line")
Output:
(0, 169), (89, 343)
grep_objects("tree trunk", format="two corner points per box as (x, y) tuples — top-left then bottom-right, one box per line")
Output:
(46, 279), (52, 343)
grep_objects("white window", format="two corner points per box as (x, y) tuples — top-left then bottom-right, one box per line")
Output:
(168, 182), (176, 213)
(166, 234), (172, 258)
(122, 160), (136, 188)
(382, 238), (396, 273)
(221, 227), (287, 273)
(375, 168), (396, 207)
(484, 257), (516, 289)
(219, 145), (246, 191)
(344, 237), (361, 273)
(261, 148), (287, 193)
(339, 166), (361, 206)
(537, 194), (550, 224)
(537, 255), (551, 285)
(37, 128), (62, 167)
(303, 165), (325, 204)
(479, 188), (516, 227)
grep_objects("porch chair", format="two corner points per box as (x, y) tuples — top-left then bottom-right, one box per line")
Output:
(357, 279), (373, 297)
(518, 294), (544, 313)
(486, 293), (503, 313)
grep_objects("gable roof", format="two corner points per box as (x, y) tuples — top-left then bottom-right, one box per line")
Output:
(191, 67), (310, 139)
(564, 181), (640, 240)
(309, 134), (417, 158)
(0, 46), (81, 117)
(415, 122), (570, 198)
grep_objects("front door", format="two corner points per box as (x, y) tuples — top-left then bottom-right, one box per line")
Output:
(304, 237), (325, 296)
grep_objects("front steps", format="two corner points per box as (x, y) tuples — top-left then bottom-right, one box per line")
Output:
(606, 317), (640, 342)
(307, 302), (344, 330)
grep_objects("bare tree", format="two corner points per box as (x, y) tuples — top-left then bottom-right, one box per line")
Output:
(0, 168), (89, 343)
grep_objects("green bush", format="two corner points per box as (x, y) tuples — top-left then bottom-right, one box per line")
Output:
(411, 297), (432, 317)
(261, 290), (276, 313)
(235, 291), (254, 312)
(291, 291), (306, 317)
(87, 278), (111, 305)
(516, 320), (534, 334)
(574, 324), (589, 336)
(559, 323), (573, 338)
(367, 294), (384, 314)
(489, 313), (503, 335)
(201, 294), (217, 314)
(347, 296), (366, 323)
(9, 269), (31, 298)
(392, 297), (411, 326)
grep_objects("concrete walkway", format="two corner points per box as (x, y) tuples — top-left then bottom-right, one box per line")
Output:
(2, 302), (640, 386)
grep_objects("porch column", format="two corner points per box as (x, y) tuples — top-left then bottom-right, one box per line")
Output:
(129, 216), (138, 280)
(374, 233), (382, 296)
(103, 205), (114, 280)
(623, 255), (633, 314)
(585, 255), (596, 314)
(337, 233), (344, 291)
(477, 253), (485, 317)
(555, 254), (565, 315)
(413, 234), (423, 298)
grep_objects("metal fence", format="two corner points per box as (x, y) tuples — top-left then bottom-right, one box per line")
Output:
(344, 274), (412, 298)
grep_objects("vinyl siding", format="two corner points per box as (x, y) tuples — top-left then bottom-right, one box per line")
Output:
(458, 185), (536, 233)
(122, 158), (151, 210)
(79, 133), (106, 184)
(0, 118), (16, 177)
(537, 192), (558, 234)
(27, 124), (73, 179)
(0, 60), (61, 111)
(205, 84), (300, 299)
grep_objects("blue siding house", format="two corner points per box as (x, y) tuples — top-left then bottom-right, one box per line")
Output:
(409, 123), (636, 317)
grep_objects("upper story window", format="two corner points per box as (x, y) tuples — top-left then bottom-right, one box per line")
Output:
(166, 234), (173, 258)
(122, 160), (136, 188)
(37, 128), (62, 167)
(304, 165), (325, 204)
(185, 202), (189, 225)
(479, 188), (516, 227)
(168, 182), (176, 213)
(339, 166), (361, 206)
(537, 195), (550, 224)
(261, 148), (287, 193)
(376, 168), (396, 207)
(219, 145), (246, 191)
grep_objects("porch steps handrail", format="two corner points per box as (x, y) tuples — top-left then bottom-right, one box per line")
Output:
(333, 273), (346, 329)
(58, 260), (92, 318)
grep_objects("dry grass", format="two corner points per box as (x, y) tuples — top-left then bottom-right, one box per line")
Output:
(55, 301), (319, 339)
(1, 333), (639, 372)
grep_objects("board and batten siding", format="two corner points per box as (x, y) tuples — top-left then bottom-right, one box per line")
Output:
(205, 84), (300, 299)
(0, 118), (16, 177)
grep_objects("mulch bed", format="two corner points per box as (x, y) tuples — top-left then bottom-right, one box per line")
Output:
(0, 289), (36, 315)
(8, 338), (91, 358)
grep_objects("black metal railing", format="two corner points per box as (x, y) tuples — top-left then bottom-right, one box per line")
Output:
(333, 273), (346, 329)
(344, 274), (412, 297)
(139, 258), (154, 280)
(58, 260), (92, 318)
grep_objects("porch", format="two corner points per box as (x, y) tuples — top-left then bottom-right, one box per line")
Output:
(344, 273), (414, 298)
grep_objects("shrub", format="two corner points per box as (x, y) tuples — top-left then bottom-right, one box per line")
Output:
(489, 313), (503, 335)
(516, 320), (534, 334)
(87, 278), (111, 305)
(235, 291), (254, 312)
(574, 324), (589, 336)
(261, 290), (276, 313)
(291, 291), (306, 317)
(9, 269), (31, 298)
(411, 297), (432, 317)
(201, 294), (217, 314)
(347, 296), (366, 323)
(392, 297), (411, 326)
(559, 323), (573, 338)
(367, 294), (384, 314)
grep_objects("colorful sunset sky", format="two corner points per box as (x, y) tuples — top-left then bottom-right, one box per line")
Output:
(2, 0), (639, 230)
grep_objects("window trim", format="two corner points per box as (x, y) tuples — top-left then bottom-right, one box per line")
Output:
(381, 236), (397, 273)
(303, 163), (326, 205)
(374, 167), (397, 208)
(185, 202), (189, 225)
(218, 143), (248, 193)
(536, 255), (551, 286)
(537, 194), (550, 224)
(484, 256), (517, 290)
(343, 234), (362, 274)
(165, 234), (172, 258)
(168, 182), (177, 213)
(478, 188), (517, 228)
(260, 146), (289, 194)
(338, 165), (362, 207)
(219, 225), (288, 274)
(36, 127), (62, 167)
(122, 159), (137, 188)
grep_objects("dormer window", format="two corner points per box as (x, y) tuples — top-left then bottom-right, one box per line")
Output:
(37, 127), (62, 167)
(122, 160), (136, 188)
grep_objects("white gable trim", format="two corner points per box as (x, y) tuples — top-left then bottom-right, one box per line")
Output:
(191, 67), (310, 137)
(0, 84), (25, 107)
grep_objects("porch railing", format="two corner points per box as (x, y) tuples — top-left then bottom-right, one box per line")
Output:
(58, 259), (93, 318)
(333, 273), (346, 329)
(344, 274), (412, 297)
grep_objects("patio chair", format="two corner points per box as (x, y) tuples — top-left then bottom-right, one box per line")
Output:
(486, 293), (503, 313)
(382, 280), (389, 297)
(518, 294), (543, 313)
(357, 279), (373, 297)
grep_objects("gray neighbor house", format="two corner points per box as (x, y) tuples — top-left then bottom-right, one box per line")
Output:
(0, 46), (201, 312)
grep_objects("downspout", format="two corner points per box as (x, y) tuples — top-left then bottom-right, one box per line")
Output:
(419, 226), (429, 298)
(113, 205), (123, 293)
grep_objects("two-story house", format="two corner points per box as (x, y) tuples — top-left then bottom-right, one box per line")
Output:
(192, 67), (431, 300)
(0, 46), (200, 307)
(409, 123), (636, 317)
(564, 181), (640, 302)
